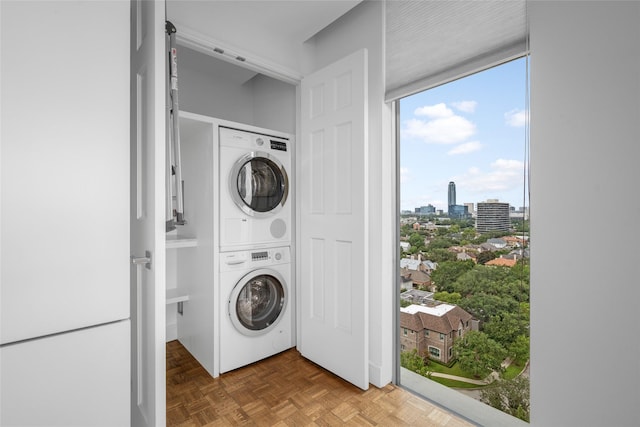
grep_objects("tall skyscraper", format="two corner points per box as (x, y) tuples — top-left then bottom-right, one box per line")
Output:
(448, 181), (456, 208)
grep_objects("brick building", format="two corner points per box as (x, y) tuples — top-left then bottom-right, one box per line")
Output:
(400, 303), (475, 364)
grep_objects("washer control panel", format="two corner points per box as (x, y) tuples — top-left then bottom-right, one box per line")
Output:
(250, 247), (289, 266)
(221, 246), (289, 271)
(251, 251), (269, 261)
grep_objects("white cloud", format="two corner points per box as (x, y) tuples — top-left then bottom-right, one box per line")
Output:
(453, 158), (526, 194)
(448, 141), (482, 155)
(505, 109), (529, 127)
(452, 100), (478, 113)
(492, 158), (524, 170)
(402, 115), (476, 144)
(414, 103), (454, 118)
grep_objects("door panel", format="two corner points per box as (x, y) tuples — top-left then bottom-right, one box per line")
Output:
(1, 322), (130, 426)
(299, 49), (369, 390)
(131, 0), (165, 426)
(0, 0), (130, 346)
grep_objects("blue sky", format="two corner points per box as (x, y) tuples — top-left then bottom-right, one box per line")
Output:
(400, 57), (529, 213)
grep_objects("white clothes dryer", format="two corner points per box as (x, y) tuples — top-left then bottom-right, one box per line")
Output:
(218, 246), (293, 374)
(219, 125), (292, 252)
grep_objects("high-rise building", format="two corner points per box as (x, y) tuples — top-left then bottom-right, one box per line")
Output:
(448, 181), (456, 208)
(448, 204), (469, 219)
(476, 200), (511, 233)
(447, 182), (469, 218)
(464, 202), (475, 217)
(416, 205), (436, 215)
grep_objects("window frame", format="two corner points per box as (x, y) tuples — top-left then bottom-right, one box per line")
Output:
(428, 346), (441, 360)
(393, 53), (531, 427)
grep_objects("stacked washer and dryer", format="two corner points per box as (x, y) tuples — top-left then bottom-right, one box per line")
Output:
(217, 125), (294, 374)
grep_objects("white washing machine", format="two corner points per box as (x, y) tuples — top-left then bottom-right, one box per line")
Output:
(219, 246), (293, 373)
(219, 125), (292, 252)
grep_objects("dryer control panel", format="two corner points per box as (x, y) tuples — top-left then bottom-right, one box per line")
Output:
(219, 126), (290, 153)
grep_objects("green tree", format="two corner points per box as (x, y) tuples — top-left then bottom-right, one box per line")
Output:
(509, 262), (530, 280)
(508, 335), (530, 365)
(454, 331), (506, 378)
(424, 248), (456, 263)
(400, 349), (431, 377)
(460, 227), (477, 245)
(427, 237), (456, 250)
(400, 298), (413, 308)
(433, 291), (462, 304)
(513, 219), (529, 233)
(459, 294), (518, 323)
(518, 302), (530, 323)
(476, 251), (496, 265)
(400, 223), (414, 235)
(481, 376), (530, 422)
(453, 265), (513, 296)
(430, 260), (474, 292)
(436, 227), (450, 236)
(483, 312), (527, 348)
(409, 232), (426, 252)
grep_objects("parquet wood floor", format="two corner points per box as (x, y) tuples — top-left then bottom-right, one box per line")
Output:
(166, 340), (473, 426)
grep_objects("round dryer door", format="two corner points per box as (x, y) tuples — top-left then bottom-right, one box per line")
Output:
(230, 152), (288, 217)
(229, 269), (287, 336)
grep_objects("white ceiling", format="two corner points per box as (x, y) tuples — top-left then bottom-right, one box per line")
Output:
(167, 0), (362, 77)
(167, 0), (362, 43)
(168, 1), (362, 43)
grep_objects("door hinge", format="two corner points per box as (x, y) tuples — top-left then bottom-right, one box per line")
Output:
(131, 251), (152, 270)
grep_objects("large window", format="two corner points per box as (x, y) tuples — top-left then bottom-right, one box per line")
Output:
(398, 57), (530, 423)
(428, 346), (441, 359)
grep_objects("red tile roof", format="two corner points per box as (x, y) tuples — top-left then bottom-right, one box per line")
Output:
(485, 257), (518, 267)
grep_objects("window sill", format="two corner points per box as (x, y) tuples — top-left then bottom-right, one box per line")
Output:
(400, 367), (528, 427)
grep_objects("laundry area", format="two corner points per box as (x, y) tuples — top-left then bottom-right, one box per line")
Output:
(162, 0), (375, 386)
(164, 57), (297, 378)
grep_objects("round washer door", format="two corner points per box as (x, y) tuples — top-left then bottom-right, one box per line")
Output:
(230, 151), (288, 217)
(228, 268), (287, 337)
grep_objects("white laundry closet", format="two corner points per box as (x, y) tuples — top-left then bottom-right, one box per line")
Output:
(157, 0), (389, 410)
(164, 44), (297, 379)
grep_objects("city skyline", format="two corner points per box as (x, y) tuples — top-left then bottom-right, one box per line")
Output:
(400, 57), (529, 213)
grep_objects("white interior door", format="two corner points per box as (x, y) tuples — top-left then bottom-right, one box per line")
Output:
(299, 49), (369, 390)
(131, 1), (166, 426)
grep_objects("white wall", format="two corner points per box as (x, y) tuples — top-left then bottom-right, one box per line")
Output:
(178, 45), (296, 133)
(530, 2), (640, 426)
(1, 2), (131, 423)
(302, 0), (394, 388)
(177, 46), (255, 123)
(1, 0), (130, 343)
(251, 74), (296, 134)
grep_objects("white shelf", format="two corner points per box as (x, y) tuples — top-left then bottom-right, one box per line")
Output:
(166, 235), (198, 249)
(166, 288), (190, 305)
